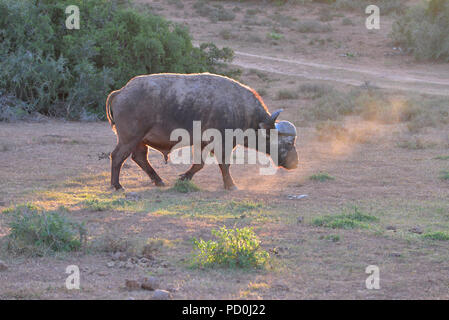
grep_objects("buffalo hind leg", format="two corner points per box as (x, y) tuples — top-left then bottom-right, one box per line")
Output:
(218, 164), (237, 190)
(110, 142), (135, 190)
(131, 143), (165, 187)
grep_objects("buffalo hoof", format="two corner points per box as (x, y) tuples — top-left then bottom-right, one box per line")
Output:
(111, 185), (124, 192)
(154, 180), (165, 187)
(179, 174), (192, 181)
(224, 184), (238, 191)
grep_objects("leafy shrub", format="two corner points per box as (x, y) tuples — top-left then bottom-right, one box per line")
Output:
(334, 0), (404, 15)
(391, 0), (449, 61)
(3, 204), (86, 255)
(0, 0), (234, 120)
(192, 226), (269, 269)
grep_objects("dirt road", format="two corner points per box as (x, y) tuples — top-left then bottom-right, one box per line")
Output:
(231, 50), (449, 96)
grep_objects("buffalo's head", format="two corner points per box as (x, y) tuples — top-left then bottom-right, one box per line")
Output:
(260, 110), (299, 170)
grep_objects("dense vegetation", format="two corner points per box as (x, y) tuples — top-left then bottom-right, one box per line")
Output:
(0, 0), (234, 120)
(391, 0), (449, 62)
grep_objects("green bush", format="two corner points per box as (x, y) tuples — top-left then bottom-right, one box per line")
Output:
(334, 0), (404, 15)
(0, 0), (234, 120)
(3, 204), (86, 255)
(192, 226), (269, 269)
(391, 0), (449, 61)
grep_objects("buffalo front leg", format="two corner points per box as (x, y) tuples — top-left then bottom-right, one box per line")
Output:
(179, 162), (204, 181)
(110, 142), (135, 190)
(131, 143), (165, 187)
(218, 164), (237, 190)
(179, 144), (205, 181)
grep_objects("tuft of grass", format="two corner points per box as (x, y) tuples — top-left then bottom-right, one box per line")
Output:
(297, 20), (332, 33)
(81, 198), (133, 212)
(342, 17), (354, 26)
(397, 137), (436, 150)
(219, 28), (236, 40)
(299, 83), (333, 99)
(192, 226), (270, 269)
(440, 170), (449, 181)
(3, 204), (86, 255)
(434, 155), (449, 160)
(309, 172), (335, 182)
(170, 180), (201, 193)
(193, 1), (235, 22)
(312, 207), (379, 229)
(276, 89), (299, 100)
(422, 231), (449, 241)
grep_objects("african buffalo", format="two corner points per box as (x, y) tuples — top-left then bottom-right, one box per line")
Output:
(106, 73), (298, 190)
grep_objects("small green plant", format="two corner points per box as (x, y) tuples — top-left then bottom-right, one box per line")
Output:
(192, 226), (269, 269)
(309, 172), (335, 182)
(170, 180), (201, 193)
(4, 204), (86, 255)
(440, 170), (449, 181)
(312, 207), (379, 229)
(422, 231), (449, 241)
(267, 32), (284, 40)
(321, 234), (341, 242)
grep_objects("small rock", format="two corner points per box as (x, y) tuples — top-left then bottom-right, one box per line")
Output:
(125, 262), (134, 269)
(111, 252), (122, 261)
(389, 252), (401, 257)
(152, 289), (171, 300)
(139, 258), (149, 264)
(118, 253), (128, 261)
(117, 261), (126, 268)
(409, 227), (423, 234)
(125, 279), (141, 291)
(0, 260), (8, 271)
(141, 277), (160, 291)
(97, 271), (109, 276)
(107, 261), (115, 268)
(287, 194), (308, 200)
